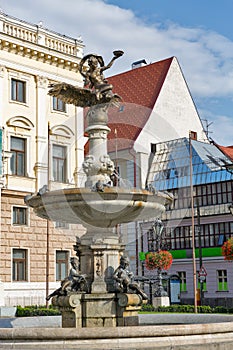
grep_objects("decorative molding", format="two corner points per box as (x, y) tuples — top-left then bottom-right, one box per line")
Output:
(36, 75), (48, 89)
(0, 65), (6, 77)
(50, 125), (74, 139)
(0, 39), (80, 72)
(7, 116), (34, 130)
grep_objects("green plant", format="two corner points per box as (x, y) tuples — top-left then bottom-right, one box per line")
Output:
(197, 305), (212, 313)
(141, 303), (156, 312)
(213, 306), (228, 314)
(142, 304), (232, 314)
(16, 305), (61, 317)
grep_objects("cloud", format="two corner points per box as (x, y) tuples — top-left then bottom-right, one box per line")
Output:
(1, 0), (232, 144)
(211, 115), (233, 146)
(3, 0), (233, 96)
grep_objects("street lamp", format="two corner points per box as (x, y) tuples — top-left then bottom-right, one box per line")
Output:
(147, 219), (168, 297)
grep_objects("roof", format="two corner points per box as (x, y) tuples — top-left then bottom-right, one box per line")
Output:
(217, 145), (233, 161)
(147, 137), (233, 190)
(84, 57), (174, 154)
(106, 57), (173, 152)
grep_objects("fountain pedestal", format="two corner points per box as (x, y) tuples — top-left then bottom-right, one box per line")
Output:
(25, 76), (173, 328)
(75, 227), (124, 293)
(52, 292), (144, 328)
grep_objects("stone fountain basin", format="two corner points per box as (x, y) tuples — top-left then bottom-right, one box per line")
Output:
(25, 187), (172, 228)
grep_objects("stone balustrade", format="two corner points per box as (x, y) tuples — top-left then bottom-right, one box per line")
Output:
(0, 12), (83, 57)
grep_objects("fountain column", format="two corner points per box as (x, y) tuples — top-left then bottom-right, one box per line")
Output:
(79, 104), (123, 294)
(25, 50), (172, 327)
(82, 105), (115, 188)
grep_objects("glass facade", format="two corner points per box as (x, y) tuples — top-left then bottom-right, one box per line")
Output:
(146, 138), (233, 252)
(147, 138), (232, 191)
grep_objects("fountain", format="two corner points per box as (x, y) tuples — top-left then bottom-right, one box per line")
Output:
(25, 50), (172, 328)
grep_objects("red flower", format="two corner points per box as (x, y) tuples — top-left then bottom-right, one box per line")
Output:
(145, 250), (173, 270)
(222, 238), (233, 261)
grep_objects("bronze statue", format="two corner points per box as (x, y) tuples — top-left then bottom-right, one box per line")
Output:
(113, 256), (148, 300)
(46, 256), (88, 301)
(48, 50), (124, 107)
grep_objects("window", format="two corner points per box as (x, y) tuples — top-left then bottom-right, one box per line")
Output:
(190, 131), (197, 140)
(55, 221), (69, 229)
(13, 249), (27, 281)
(217, 270), (228, 291)
(11, 79), (26, 103)
(167, 221), (233, 250)
(52, 145), (67, 182)
(10, 137), (26, 176)
(56, 251), (69, 281)
(178, 271), (187, 292)
(52, 97), (66, 112)
(12, 207), (27, 225)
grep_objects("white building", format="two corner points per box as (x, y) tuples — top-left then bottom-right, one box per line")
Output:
(0, 12), (86, 306)
(107, 57), (208, 274)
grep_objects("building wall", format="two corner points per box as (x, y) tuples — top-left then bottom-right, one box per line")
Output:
(0, 13), (86, 306)
(141, 138), (233, 307)
(135, 57), (207, 157)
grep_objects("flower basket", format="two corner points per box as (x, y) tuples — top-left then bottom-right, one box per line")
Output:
(145, 250), (173, 270)
(222, 238), (233, 261)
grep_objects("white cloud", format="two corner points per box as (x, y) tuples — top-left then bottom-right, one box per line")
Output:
(211, 115), (233, 146)
(1, 0), (233, 94)
(0, 0), (232, 144)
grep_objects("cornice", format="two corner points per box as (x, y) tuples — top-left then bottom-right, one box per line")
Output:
(0, 37), (80, 72)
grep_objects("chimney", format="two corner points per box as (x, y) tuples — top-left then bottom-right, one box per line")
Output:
(131, 59), (147, 69)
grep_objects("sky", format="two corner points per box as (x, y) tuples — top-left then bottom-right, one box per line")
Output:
(1, 0), (233, 146)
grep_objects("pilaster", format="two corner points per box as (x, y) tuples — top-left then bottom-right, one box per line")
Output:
(0, 66), (6, 126)
(35, 75), (49, 191)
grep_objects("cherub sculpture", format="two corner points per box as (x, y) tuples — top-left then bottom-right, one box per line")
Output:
(113, 256), (148, 300)
(46, 256), (88, 301)
(48, 50), (124, 107)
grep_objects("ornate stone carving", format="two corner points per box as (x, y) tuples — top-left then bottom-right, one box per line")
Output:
(46, 256), (88, 301)
(113, 256), (148, 301)
(0, 65), (6, 78)
(36, 75), (48, 89)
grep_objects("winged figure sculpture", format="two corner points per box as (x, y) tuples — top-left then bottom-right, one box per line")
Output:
(48, 50), (124, 108)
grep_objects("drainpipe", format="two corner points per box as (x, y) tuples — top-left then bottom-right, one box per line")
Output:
(129, 147), (138, 274)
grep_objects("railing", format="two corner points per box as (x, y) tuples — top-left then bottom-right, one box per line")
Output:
(45, 37), (77, 55)
(3, 22), (37, 43)
(0, 13), (82, 56)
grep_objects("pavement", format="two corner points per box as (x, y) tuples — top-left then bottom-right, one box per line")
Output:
(0, 313), (233, 328)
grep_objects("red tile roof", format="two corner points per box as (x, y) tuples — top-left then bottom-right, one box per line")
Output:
(218, 145), (233, 161)
(107, 57), (173, 151)
(84, 57), (174, 154)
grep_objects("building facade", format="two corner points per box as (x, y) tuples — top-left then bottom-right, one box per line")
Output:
(107, 56), (208, 275)
(143, 137), (233, 307)
(0, 12), (86, 306)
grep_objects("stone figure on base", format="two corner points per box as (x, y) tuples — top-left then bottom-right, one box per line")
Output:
(113, 256), (148, 300)
(46, 256), (88, 301)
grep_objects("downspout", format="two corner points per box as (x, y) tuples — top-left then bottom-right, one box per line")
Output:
(129, 147), (138, 274)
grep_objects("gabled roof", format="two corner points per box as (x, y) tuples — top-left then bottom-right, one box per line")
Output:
(106, 57), (174, 152)
(217, 145), (233, 161)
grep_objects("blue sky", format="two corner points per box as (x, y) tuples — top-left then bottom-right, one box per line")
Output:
(1, 0), (233, 145)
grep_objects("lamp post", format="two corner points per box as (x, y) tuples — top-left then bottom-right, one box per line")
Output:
(147, 219), (168, 297)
